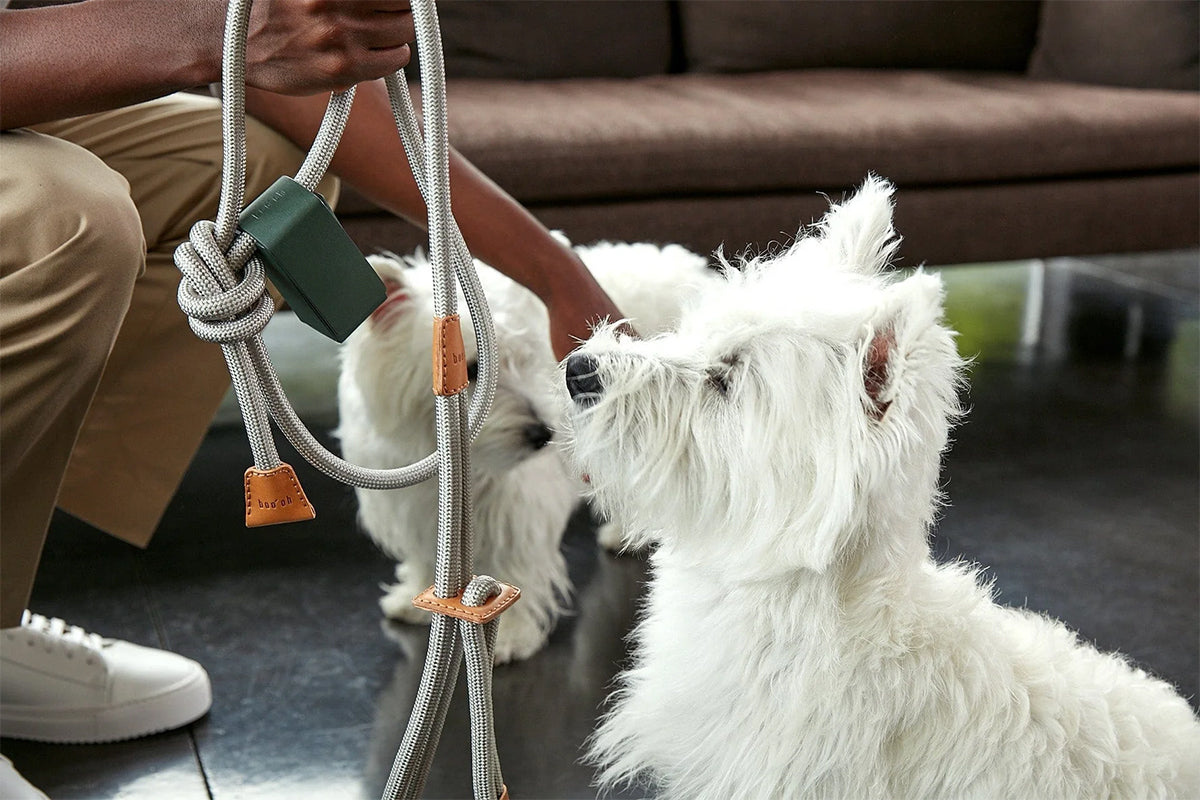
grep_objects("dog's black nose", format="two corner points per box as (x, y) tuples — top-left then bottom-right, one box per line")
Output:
(524, 422), (554, 450)
(565, 353), (604, 406)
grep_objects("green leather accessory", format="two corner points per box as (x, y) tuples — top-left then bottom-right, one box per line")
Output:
(239, 176), (385, 342)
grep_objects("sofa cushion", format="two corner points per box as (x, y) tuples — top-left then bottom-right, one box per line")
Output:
(1027, 0), (1199, 91)
(407, 0), (673, 80)
(418, 71), (1198, 206)
(343, 171), (1200, 268)
(679, 0), (1040, 73)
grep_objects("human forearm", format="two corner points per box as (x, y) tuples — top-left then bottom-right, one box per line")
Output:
(0, 0), (223, 130)
(246, 80), (628, 357)
(0, 0), (414, 131)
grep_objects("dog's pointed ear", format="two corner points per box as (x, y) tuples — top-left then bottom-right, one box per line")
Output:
(379, 276), (410, 302)
(859, 271), (947, 420)
(366, 255), (414, 328)
(818, 175), (900, 275)
(863, 327), (897, 421)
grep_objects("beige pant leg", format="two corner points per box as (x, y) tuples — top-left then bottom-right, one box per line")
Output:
(45, 93), (340, 545)
(0, 130), (145, 626)
(1, 94), (337, 624)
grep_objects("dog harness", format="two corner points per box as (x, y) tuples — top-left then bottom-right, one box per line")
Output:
(173, 2), (515, 798)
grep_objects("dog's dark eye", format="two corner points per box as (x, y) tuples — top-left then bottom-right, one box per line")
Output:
(706, 368), (730, 396)
(705, 353), (740, 397)
(466, 360), (479, 382)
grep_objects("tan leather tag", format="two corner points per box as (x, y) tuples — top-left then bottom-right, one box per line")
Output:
(432, 314), (469, 396)
(244, 463), (316, 527)
(412, 581), (521, 624)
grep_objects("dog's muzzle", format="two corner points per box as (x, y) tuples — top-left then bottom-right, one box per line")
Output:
(565, 353), (604, 406)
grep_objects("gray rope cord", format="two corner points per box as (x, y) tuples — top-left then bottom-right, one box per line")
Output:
(173, 0), (506, 797)
(174, 9), (500, 488)
(462, 576), (505, 797)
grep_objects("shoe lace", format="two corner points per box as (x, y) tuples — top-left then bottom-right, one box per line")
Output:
(17, 610), (105, 658)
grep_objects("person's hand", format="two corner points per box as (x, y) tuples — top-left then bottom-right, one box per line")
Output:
(544, 268), (638, 361)
(245, 0), (416, 95)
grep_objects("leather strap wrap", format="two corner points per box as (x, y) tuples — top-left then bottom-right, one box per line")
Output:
(432, 314), (469, 396)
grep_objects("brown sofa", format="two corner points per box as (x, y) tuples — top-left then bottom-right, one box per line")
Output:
(339, 0), (1200, 268)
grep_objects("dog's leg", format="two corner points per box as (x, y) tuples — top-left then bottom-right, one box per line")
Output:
(379, 561), (434, 625)
(596, 510), (649, 554)
(596, 518), (625, 552)
(493, 602), (550, 664)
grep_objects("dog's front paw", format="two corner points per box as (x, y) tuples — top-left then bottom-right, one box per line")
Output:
(379, 562), (435, 624)
(598, 518), (650, 555)
(379, 586), (433, 625)
(596, 520), (626, 552)
(379, 581), (433, 625)
(492, 607), (549, 664)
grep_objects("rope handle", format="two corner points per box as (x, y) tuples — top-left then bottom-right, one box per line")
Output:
(174, 9), (500, 490)
(172, 1), (513, 797)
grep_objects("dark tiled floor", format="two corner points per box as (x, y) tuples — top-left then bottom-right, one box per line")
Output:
(3, 252), (1198, 800)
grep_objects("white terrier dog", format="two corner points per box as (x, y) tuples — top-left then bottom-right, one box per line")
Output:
(565, 177), (1200, 798)
(337, 239), (718, 663)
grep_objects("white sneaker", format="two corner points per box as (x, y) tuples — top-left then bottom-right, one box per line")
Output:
(0, 755), (49, 800)
(0, 611), (211, 743)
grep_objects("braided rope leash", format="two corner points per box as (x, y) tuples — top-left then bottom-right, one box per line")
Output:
(173, 1), (514, 797)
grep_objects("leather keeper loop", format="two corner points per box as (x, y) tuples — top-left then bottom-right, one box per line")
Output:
(412, 581), (521, 624)
(432, 314), (469, 396)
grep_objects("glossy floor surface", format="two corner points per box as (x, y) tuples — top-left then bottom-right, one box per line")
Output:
(4, 251), (1198, 800)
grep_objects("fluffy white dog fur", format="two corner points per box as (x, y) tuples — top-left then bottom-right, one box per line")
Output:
(565, 177), (1200, 798)
(337, 239), (718, 663)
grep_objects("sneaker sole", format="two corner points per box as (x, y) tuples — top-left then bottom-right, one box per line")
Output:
(0, 669), (211, 744)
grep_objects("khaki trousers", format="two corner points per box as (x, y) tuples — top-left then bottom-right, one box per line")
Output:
(0, 93), (338, 626)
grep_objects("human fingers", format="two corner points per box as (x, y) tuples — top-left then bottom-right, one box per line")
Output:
(245, 0), (415, 95)
(339, 1), (416, 54)
(301, 1), (416, 85)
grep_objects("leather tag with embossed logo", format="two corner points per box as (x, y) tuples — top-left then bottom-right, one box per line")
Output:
(244, 463), (316, 527)
(432, 314), (469, 396)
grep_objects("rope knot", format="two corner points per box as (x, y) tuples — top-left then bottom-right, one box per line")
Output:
(175, 219), (274, 343)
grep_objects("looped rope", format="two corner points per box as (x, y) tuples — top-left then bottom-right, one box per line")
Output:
(175, 221), (273, 344)
(174, 1), (510, 798)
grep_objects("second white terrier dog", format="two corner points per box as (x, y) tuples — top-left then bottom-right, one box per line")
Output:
(337, 239), (717, 663)
(565, 177), (1200, 798)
